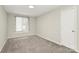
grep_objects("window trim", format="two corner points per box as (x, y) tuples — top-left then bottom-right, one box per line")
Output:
(15, 16), (29, 33)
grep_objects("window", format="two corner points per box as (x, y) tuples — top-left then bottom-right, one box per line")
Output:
(16, 17), (29, 32)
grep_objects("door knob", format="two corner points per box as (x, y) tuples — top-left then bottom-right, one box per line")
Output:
(72, 30), (75, 32)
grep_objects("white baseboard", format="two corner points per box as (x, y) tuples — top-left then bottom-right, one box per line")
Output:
(36, 34), (61, 46)
(0, 39), (8, 52)
(8, 33), (35, 39)
(37, 34), (79, 52)
(74, 49), (79, 52)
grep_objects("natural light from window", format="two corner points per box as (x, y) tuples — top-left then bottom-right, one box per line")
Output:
(16, 17), (29, 32)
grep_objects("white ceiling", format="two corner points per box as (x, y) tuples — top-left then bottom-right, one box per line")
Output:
(4, 5), (60, 17)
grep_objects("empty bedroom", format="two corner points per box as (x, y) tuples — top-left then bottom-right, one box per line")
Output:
(0, 5), (79, 53)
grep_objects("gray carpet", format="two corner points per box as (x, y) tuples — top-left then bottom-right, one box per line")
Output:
(1, 35), (77, 53)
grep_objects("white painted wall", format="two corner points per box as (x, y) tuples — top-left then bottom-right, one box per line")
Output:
(8, 14), (36, 38)
(36, 9), (61, 44)
(77, 6), (79, 51)
(29, 18), (36, 35)
(0, 6), (8, 51)
(8, 14), (16, 38)
(36, 6), (79, 51)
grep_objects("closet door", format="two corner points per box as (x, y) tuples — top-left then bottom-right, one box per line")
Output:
(61, 6), (77, 50)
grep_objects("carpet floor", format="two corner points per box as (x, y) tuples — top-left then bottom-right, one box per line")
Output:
(1, 35), (76, 53)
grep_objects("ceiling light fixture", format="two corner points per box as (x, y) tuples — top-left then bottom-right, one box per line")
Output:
(28, 5), (34, 8)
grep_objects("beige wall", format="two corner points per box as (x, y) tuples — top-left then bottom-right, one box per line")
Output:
(8, 14), (36, 38)
(0, 6), (8, 51)
(36, 9), (61, 44)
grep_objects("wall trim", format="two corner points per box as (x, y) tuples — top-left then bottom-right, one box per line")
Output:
(37, 34), (79, 52)
(8, 33), (35, 39)
(36, 34), (61, 46)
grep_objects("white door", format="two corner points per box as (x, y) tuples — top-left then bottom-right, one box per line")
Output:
(61, 6), (77, 50)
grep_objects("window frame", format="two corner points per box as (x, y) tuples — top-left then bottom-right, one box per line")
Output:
(15, 16), (29, 33)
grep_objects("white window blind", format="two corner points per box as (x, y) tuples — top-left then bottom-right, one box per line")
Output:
(16, 17), (29, 32)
